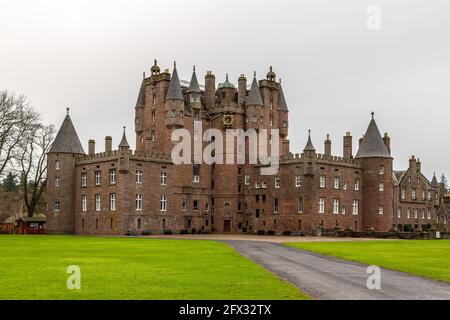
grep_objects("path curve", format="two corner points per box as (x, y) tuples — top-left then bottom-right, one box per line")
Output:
(225, 240), (450, 300)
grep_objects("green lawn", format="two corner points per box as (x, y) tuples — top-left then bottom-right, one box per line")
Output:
(286, 240), (450, 282)
(0, 235), (307, 300)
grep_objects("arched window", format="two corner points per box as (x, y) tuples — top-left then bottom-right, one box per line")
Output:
(110, 218), (113, 230)
(82, 218), (85, 230)
(137, 218), (142, 230)
(95, 218), (99, 230)
(162, 218), (166, 230)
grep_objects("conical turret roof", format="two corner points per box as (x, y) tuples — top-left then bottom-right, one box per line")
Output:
(188, 66), (201, 93)
(118, 127), (130, 149)
(278, 83), (288, 111)
(431, 173), (438, 187)
(355, 114), (391, 159)
(166, 62), (184, 101)
(135, 79), (146, 109)
(49, 109), (85, 154)
(303, 130), (316, 152)
(246, 73), (263, 106)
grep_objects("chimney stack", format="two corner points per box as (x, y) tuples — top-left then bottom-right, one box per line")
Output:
(343, 132), (353, 159)
(105, 136), (112, 153)
(324, 134), (331, 156)
(204, 71), (216, 109)
(88, 140), (95, 156)
(383, 132), (391, 154)
(238, 74), (247, 106)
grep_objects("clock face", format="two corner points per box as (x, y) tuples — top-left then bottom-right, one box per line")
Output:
(223, 114), (234, 127)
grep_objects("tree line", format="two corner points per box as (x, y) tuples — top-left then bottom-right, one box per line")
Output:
(0, 91), (55, 218)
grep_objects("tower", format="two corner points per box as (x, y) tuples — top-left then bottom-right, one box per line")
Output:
(164, 62), (185, 129)
(46, 108), (85, 234)
(355, 113), (393, 231)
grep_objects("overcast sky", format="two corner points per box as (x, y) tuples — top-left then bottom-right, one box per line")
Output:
(1, 0), (449, 180)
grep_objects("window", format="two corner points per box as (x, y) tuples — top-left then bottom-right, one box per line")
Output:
(193, 164), (200, 183)
(379, 165), (385, 175)
(110, 193), (116, 211)
(136, 170), (142, 184)
(319, 175), (326, 188)
(414, 208), (418, 219)
(427, 191), (432, 201)
(151, 111), (155, 123)
(260, 116), (264, 123)
(95, 171), (101, 186)
(135, 194), (142, 211)
(397, 208), (402, 218)
(137, 218), (141, 230)
(319, 198), (325, 213)
(244, 175), (250, 185)
(273, 198), (279, 213)
(252, 116), (257, 123)
(151, 131), (155, 142)
(421, 209), (425, 219)
(412, 190), (416, 200)
(55, 177), (60, 187)
(274, 177), (280, 188)
(269, 116), (273, 126)
(427, 208), (431, 219)
(354, 178), (360, 191)
(152, 95), (157, 105)
(182, 202), (187, 211)
(261, 181), (267, 188)
(333, 199), (340, 214)
(109, 169), (116, 184)
(81, 173), (87, 187)
(342, 205), (346, 215)
(379, 183), (384, 192)
(255, 182), (261, 189)
(194, 111), (200, 121)
(54, 202), (60, 212)
(379, 206), (384, 215)
(95, 194), (101, 211)
(407, 208), (411, 219)
(160, 195), (167, 212)
(269, 100), (273, 109)
(352, 200), (359, 215)
(160, 172), (167, 185)
(81, 195), (87, 212)
(295, 176), (302, 188)
(343, 182), (348, 190)
(55, 160), (60, 170)
(297, 197), (304, 213)
(401, 189), (406, 200)
(193, 200), (199, 211)
(422, 191), (426, 201)
(333, 177), (340, 189)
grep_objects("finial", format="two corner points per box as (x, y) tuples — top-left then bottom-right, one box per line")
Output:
(226, 73), (229, 81)
(66, 107), (70, 115)
(270, 66), (273, 72)
(308, 129), (311, 136)
(174, 61), (177, 68)
(254, 71), (256, 78)
(327, 134), (329, 140)
(154, 59), (157, 66)
(193, 65), (196, 72)
(371, 111), (375, 119)
(123, 126), (126, 134)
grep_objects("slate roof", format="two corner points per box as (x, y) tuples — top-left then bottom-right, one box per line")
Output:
(278, 83), (288, 111)
(49, 112), (85, 154)
(118, 127), (130, 148)
(166, 63), (184, 101)
(135, 79), (146, 109)
(188, 66), (201, 93)
(303, 131), (316, 152)
(355, 116), (391, 158)
(246, 73), (263, 106)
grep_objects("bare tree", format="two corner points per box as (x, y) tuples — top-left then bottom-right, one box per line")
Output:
(16, 124), (55, 217)
(0, 91), (39, 178)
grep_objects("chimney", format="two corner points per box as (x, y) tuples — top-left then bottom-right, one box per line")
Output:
(324, 134), (331, 156)
(417, 158), (421, 173)
(409, 155), (417, 170)
(238, 74), (247, 106)
(343, 132), (353, 159)
(88, 140), (95, 156)
(383, 132), (391, 154)
(204, 71), (216, 109)
(105, 136), (112, 152)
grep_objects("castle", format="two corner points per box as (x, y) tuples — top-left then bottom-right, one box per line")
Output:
(46, 61), (450, 235)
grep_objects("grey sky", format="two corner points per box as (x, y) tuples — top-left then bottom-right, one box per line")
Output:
(1, 0), (449, 181)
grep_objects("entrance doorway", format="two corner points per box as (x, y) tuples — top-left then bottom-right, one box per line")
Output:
(223, 220), (231, 232)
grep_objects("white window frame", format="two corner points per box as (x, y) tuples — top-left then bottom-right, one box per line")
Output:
(354, 178), (360, 191)
(55, 177), (60, 187)
(379, 165), (385, 175)
(55, 160), (60, 170)
(379, 206), (384, 215)
(333, 177), (340, 190)
(295, 176), (302, 188)
(95, 171), (101, 186)
(333, 199), (340, 214)
(110, 193), (116, 211)
(109, 169), (116, 185)
(81, 195), (87, 212)
(81, 173), (87, 187)
(401, 189), (406, 200)
(136, 170), (143, 184)
(379, 183), (384, 192)
(319, 175), (326, 188)
(160, 172), (167, 185)
(95, 194), (101, 212)
(319, 198), (325, 214)
(54, 201), (60, 212)
(160, 195), (167, 212)
(352, 200), (359, 215)
(136, 194), (142, 211)
(412, 190), (416, 200)
(244, 175), (250, 185)
(274, 177), (280, 188)
(193, 175), (200, 183)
